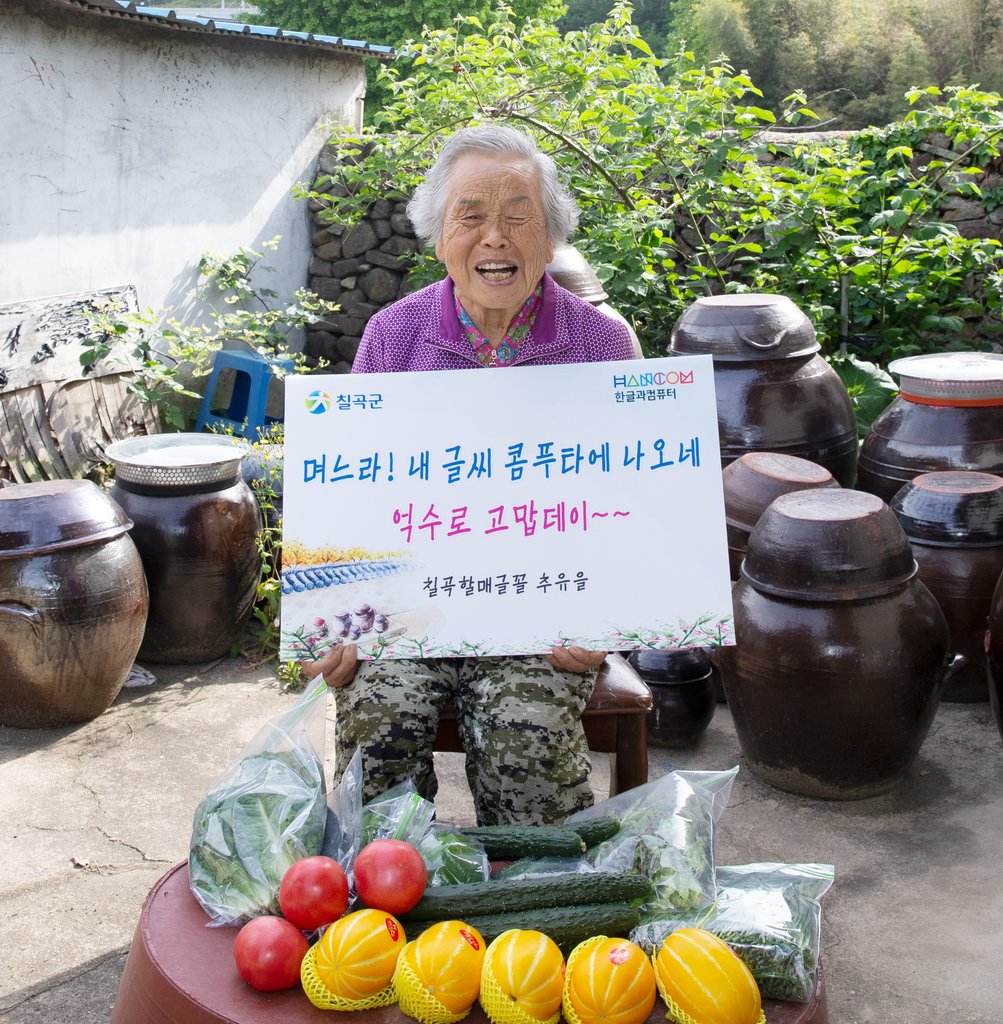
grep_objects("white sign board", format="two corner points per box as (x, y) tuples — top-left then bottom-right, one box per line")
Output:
(280, 356), (734, 663)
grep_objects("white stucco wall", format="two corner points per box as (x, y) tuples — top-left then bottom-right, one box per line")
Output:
(1, 3), (367, 340)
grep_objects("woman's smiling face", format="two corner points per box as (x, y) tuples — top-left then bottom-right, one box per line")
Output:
(435, 151), (553, 332)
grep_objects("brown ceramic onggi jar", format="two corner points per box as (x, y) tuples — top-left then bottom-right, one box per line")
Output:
(722, 451), (840, 580)
(988, 570), (1003, 743)
(0, 480), (148, 727)
(669, 294), (858, 485)
(718, 488), (957, 799)
(858, 352), (1003, 502)
(107, 434), (262, 664)
(890, 471), (1003, 703)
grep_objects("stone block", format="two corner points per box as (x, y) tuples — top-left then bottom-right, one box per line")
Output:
(310, 277), (341, 301)
(312, 227), (334, 247)
(365, 249), (407, 270)
(322, 313), (368, 336)
(381, 234), (420, 256)
(317, 240), (343, 261)
(337, 289), (367, 311)
(342, 221), (379, 259)
(305, 329), (338, 361)
(370, 199), (395, 219)
(309, 258), (332, 278)
(318, 152), (340, 175)
(334, 336), (362, 364)
(373, 218), (393, 240)
(330, 259), (361, 277)
(390, 212), (416, 237)
(359, 267), (401, 304)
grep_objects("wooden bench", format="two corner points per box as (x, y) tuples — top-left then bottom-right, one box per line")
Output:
(433, 653), (654, 797)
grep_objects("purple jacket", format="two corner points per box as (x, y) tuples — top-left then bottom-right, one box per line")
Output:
(351, 273), (636, 373)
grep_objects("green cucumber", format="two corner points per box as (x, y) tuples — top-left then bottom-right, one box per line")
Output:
(400, 871), (653, 922)
(458, 825), (586, 859)
(417, 902), (642, 956)
(571, 815), (621, 848)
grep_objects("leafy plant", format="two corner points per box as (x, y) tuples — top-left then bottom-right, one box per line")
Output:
(299, 2), (1003, 369)
(239, 427), (302, 684)
(826, 353), (899, 440)
(81, 237), (336, 430)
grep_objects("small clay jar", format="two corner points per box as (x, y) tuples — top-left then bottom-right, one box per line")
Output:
(858, 352), (1003, 502)
(107, 434), (262, 664)
(722, 451), (840, 580)
(890, 471), (1003, 703)
(670, 294), (859, 485)
(628, 649), (716, 747)
(718, 488), (955, 799)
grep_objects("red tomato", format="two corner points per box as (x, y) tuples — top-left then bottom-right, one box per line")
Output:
(232, 915), (308, 992)
(279, 855), (350, 931)
(353, 838), (427, 916)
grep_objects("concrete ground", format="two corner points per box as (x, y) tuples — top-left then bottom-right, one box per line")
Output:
(1, 658), (1000, 1024)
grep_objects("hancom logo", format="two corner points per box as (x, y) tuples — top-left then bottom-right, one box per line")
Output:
(613, 370), (694, 388)
(305, 390), (331, 414)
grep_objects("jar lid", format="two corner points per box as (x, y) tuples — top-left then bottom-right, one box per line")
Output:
(0, 479), (133, 558)
(722, 452), (840, 532)
(106, 433), (250, 489)
(889, 352), (1003, 405)
(890, 471), (1003, 547)
(628, 648), (713, 684)
(741, 489), (918, 600)
(546, 244), (608, 303)
(670, 294), (820, 361)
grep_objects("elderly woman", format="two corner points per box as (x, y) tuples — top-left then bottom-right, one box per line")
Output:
(303, 125), (636, 825)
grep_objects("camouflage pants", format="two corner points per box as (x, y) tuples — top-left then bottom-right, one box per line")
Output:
(333, 656), (598, 826)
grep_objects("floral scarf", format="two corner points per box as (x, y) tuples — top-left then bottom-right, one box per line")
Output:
(455, 283), (543, 367)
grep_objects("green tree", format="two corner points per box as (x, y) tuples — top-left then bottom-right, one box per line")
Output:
(302, 2), (1003, 364)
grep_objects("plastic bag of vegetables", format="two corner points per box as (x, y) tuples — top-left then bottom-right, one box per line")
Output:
(569, 768), (738, 913)
(630, 862), (835, 1001)
(360, 781), (489, 885)
(188, 677), (328, 926)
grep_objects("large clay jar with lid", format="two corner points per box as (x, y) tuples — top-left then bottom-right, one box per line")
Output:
(722, 451), (840, 580)
(718, 488), (955, 799)
(890, 471), (1003, 703)
(988, 571), (1003, 742)
(858, 351), (1003, 502)
(669, 294), (858, 486)
(0, 480), (148, 727)
(107, 434), (262, 664)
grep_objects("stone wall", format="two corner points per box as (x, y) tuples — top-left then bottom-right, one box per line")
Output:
(304, 144), (421, 372)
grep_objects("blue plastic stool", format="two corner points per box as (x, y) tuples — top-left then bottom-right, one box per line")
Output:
(194, 349), (295, 440)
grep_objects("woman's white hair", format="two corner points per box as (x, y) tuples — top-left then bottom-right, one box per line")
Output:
(406, 124), (580, 248)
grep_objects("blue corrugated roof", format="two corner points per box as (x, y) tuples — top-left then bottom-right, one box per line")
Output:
(75, 1), (394, 58)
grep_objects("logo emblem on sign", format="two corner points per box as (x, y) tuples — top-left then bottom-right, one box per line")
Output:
(305, 390), (331, 414)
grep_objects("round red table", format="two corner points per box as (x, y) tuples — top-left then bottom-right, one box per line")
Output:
(110, 863), (829, 1024)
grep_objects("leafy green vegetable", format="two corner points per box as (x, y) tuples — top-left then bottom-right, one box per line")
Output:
(360, 782), (435, 845)
(630, 862), (834, 1002)
(418, 828), (490, 886)
(189, 746), (326, 924)
(581, 771), (736, 912)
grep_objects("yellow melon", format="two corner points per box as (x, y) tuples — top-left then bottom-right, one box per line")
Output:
(480, 929), (566, 1024)
(652, 928), (763, 1024)
(564, 936), (657, 1024)
(312, 907), (406, 1000)
(396, 921), (487, 1019)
